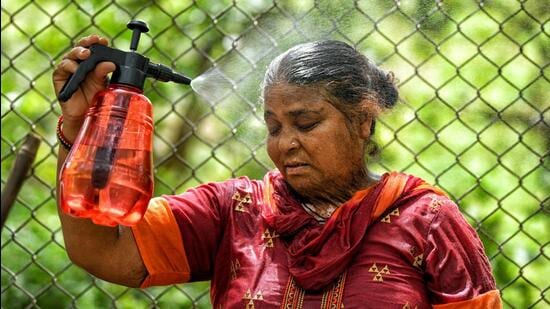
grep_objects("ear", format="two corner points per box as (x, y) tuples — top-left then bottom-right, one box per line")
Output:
(359, 115), (373, 140)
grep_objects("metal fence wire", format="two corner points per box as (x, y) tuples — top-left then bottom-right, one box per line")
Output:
(1, 0), (548, 308)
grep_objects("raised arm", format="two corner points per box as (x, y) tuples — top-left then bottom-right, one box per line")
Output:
(53, 35), (146, 287)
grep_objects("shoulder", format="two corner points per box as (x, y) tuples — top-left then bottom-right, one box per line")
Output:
(157, 176), (267, 223)
(379, 171), (463, 227)
(157, 175), (269, 232)
(404, 191), (458, 219)
(365, 189), (453, 255)
(165, 176), (265, 203)
(384, 190), (453, 228)
(367, 184), (465, 256)
(396, 188), (472, 239)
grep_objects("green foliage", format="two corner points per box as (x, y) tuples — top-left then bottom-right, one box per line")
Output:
(1, 0), (548, 308)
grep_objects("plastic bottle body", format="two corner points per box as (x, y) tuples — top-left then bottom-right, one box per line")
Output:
(59, 84), (153, 226)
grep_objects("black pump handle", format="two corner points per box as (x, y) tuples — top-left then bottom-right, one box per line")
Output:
(57, 44), (123, 102)
(128, 20), (149, 51)
(57, 20), (191, 102)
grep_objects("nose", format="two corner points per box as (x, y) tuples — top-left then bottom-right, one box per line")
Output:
(278, 130), (299, 154)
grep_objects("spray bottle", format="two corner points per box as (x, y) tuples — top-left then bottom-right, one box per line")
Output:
(58, 20), (191, 226)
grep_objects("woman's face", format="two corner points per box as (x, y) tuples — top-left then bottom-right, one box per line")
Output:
(264, 83), (371, 202)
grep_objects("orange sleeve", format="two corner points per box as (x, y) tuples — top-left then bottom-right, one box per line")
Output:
(131, 197), (191, 288)
(432, 290), (502, 309)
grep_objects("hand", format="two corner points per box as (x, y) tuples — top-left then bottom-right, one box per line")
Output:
(52, 35), (116, 140)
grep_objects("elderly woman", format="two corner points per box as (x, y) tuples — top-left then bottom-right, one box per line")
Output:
(53, 35), (501, 308)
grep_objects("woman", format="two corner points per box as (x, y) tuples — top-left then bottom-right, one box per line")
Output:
(53, 35), (501, 308)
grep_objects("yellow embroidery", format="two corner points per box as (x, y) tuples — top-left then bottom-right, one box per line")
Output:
(413, 254), (423, 268)
(243, 289), (263, 309)
(429, 197), (443, 213)
(230, 259), (240, 280)
(232, 191), (252, 212)
(261, 228), (279, 248)
(403, 302), (418, 309)
(381, 208), (400, 223)
(320, 272), (347, 309)
(368, 263), (390, 282)
(282, 277), (305, 309)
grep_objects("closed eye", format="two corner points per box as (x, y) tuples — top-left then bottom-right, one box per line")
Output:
(267, 124), (281, 136)
(296, 121), (320, 132)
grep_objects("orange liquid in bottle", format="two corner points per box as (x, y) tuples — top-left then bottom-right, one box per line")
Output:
(60, 85), (153, 226)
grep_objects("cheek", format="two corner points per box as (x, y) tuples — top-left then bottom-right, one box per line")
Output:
(266, 138), (280, 166)
(313, 129), (360, 171)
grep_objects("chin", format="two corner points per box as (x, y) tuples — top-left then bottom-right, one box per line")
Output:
(283, 172), (309, 182)
(284, 178), (321, 198)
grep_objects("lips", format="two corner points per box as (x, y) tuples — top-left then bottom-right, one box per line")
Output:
(285, 162), (308, 168)
(284, 162), (309, 175)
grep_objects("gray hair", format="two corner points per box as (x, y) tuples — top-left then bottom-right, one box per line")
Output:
(262, 40), (398, 122)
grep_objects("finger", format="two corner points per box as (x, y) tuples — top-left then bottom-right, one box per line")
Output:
(64, 46), (91, 61)
(97, 36), (109, 46)
(76, 34), (103, 48)
(54, 59), (80, 78)
(76, 35), (92, 47)
(92, 61), (117, 80)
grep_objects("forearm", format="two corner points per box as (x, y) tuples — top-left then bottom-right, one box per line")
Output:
(56, 119), (146, 287)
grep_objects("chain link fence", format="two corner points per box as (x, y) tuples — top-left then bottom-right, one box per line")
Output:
(1, 0), (548, 308)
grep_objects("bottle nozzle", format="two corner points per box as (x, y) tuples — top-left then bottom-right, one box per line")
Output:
(146, 62), (191, 85)
(171, 71), (192, 85)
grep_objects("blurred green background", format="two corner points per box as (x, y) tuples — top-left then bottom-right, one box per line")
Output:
(1, 0), (548, 308)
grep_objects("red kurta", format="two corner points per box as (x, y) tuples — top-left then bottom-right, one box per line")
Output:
(132, 171), (501, 308)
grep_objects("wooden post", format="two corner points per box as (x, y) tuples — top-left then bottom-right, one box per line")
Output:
(1, 133), (41, 229)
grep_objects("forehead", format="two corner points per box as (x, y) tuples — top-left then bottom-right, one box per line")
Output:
(264, 83), (330, 115)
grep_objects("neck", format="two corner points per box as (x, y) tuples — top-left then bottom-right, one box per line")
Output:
(288, 168), (378, 209)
